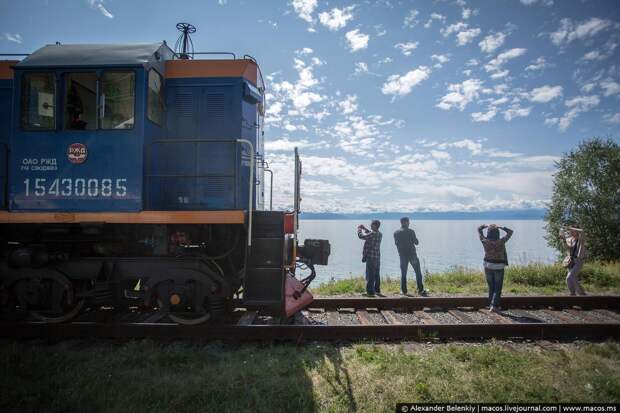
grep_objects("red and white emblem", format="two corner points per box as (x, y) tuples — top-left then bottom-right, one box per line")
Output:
(67, 143), (88, 164)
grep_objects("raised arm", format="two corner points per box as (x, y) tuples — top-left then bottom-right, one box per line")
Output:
(478, 225), (487, 242)
(500, 227), (513, 242)
(358, 228), (372, 240)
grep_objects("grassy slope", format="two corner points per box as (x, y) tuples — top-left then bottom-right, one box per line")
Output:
(1, 340), (619, 412)
(314, 262), (620, 296)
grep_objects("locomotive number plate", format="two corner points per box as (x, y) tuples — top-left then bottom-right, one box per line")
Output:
(22, 178), (128, 198)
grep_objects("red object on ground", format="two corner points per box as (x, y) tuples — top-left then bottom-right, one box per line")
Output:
(284, 273), (313, 317)
(283, 213), (295, 234)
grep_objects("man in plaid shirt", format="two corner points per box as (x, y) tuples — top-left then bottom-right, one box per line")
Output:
(358, 220), (383, 296)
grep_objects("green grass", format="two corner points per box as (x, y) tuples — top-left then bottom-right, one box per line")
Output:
(1, 340), (619, 412)
(314, 262), (620, 296)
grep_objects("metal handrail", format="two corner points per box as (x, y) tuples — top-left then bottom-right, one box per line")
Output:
(0, 142), (8, 209)
(173, 51), (237, 60)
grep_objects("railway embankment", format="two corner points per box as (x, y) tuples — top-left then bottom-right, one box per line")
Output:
(314, 262), (620, 296)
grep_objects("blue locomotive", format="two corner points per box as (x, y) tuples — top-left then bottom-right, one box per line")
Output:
(0, 25), (329, 324)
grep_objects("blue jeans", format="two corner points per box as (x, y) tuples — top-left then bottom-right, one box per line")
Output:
(365, 257), (381, 295)
(485, 268), (504, 307)
(400, 255), (424, 294)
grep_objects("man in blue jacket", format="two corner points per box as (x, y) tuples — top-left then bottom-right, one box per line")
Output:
(394, 217), (428, 296)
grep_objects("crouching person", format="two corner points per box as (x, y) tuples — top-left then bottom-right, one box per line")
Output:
(478, 224), (513, 312)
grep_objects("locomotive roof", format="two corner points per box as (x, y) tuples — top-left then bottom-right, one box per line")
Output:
(17, 42), (173, 68)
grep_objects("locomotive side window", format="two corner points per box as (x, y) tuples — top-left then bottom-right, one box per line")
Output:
(147, 69), (163, 126)
(64, 72), (97, 130)
(20, 72), (56, 130)
(100, 71), (135, 129)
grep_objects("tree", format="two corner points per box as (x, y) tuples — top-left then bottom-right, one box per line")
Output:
(545, 138), (620, 261)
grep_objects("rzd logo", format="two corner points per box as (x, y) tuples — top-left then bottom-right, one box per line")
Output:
(67, 143), (88, 164)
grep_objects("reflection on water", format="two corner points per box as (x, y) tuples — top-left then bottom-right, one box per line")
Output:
(298, 219), (557, 283)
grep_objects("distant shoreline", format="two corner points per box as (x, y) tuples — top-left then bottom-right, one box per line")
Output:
(298, 209), (547, 220)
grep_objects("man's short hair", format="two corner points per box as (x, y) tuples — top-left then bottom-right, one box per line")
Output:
(371, 219), (381, 229)
(400, 217), (409, 225)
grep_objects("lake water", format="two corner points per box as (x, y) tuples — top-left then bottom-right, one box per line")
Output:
(298, 220), (558, 284)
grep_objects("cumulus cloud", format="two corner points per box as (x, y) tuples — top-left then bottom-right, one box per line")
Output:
(546, 95), (600, 131)
(345, 29), (370, 52)
(265, 138), (325, 152)
(394, 41), (419, 56)
(603, 113), (620, 124)
(431, 54), (450, 68)
(528, 85), (563, 103)
(339, 95), (358, 114)
(471, 109), (497, 122)
(504, 105), (532, 121)
(318, 6), (355, 31)
(600, 78), (620, 96)
(88, 0), (114, 18)
(525, 57), (552, 71)
(550, 17), (612, 46)
(424, 13), (446, 29)
(436, 78), (483, 111)
(4, 33), (22, 44)
(456, 28), (481, 46)
(381, 66), (432, 96)
(354, 62), (369, 75)
(485, 48), (527, 73)
(441, 22), (468, 37)
(291, 0), (317, 24)
(479, 32), (506, 53)
(404, 9), (419, 28)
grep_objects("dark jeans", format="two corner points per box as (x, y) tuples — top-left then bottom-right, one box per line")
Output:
(365, 257), (381, 295)
(400, 254), (424, 294)
(485, 268), (504, 307)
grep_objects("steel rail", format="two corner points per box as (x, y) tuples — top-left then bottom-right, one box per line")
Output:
(236, 296), (620, 311)
(306, 296), (620, 310)
(1, 322), (618, 341)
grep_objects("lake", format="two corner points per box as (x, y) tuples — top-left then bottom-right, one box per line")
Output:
(298, 219), (558, 284)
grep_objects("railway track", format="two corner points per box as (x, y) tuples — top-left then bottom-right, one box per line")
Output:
(1, 295), (619, 341)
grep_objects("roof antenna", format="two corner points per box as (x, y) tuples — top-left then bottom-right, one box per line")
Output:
(175, 22), (196, 59)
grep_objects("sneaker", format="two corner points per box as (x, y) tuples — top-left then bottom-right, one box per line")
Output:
(376, 293), (386, 297)
(363, 293), (376, 297)
(419, 290), (429, 297)
(491, 306), (502, 313)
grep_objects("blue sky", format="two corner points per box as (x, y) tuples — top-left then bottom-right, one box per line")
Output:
(1, 0), (619, 213)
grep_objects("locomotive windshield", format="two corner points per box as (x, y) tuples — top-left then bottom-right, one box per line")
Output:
(20, 72), (56, 130)
(147, 69), (163, 126)
(100, 71), (135, 129)
(64, 72), (97, 130)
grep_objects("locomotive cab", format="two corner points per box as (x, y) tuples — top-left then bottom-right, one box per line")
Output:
(0, 38), (329, 325)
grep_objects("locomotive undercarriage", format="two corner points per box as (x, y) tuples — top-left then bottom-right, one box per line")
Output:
(0, 223), (246, 324)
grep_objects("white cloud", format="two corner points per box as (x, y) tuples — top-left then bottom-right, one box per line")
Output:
(430, 150), (451, 160)
(456, 28), (481, 46)
(504, 105), (532, 121)
(547, 95), (600, 131)
(265, 138), (324, 152)
(431, 54), (450, 68)
(291, 0), (317, 23)
(550, 17), (612, 46)
(436, 78), (483, 111)
(441, 22), (468, 37)
(381, 66), (432, 96)
(449, 139), (483, 155)
(296, 47), (313, 55)
(345, 29), (369, 52)
(424, 13), (446, 29)
(354, 62), (369, 74)
(603, 113), (620, 124)
(520, 0), (553, 5)
(525, 57), (551, 71)
(462, 8), (472, 19)
(600, 78), (620, 97)
(4, 33), (22, 44)
(88, 0), (114, 18)
(485, 48), (527, 75)
(395, 41), (419, 56)
(339, 95), (358, 114)
(318, 6), (355, 31)
(528, 85), (563, 103)
(404, 9), (419, 28)
(479, 32), (506, 53)
(471, 109), (497, 122)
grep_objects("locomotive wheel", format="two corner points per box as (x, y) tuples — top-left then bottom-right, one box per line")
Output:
(11, 272), (85, 323)
(150, 279), (212, 325)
